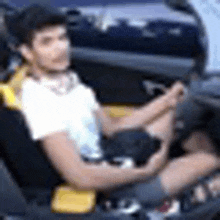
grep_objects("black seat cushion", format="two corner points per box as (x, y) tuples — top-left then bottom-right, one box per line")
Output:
(0, 108), (64, 188)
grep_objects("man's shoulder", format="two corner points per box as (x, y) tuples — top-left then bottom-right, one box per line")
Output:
(23, 77), (38, 88)
(68, 71), (93, 94)
(22, 77), (52, 104)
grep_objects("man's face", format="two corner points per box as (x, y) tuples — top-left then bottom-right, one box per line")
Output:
(29, 25), (71, 73)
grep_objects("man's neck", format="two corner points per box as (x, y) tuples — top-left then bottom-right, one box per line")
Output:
(30, 64), (67, 81)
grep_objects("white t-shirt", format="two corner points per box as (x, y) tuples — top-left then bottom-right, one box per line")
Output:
(21, 73), (103, 160)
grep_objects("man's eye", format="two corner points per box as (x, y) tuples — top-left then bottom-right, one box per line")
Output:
(41, 39), (51, 45)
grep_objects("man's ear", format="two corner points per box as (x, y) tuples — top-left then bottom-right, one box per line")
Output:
(18, 44), (33, 63)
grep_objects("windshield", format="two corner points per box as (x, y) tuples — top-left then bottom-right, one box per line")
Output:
(10, 0), (163, 8)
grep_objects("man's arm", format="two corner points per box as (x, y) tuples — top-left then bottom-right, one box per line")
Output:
(97, 82), (185, 137)
(42, 131), (169, 191)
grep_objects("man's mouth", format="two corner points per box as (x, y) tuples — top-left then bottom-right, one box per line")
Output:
(53, 56), (68, 63)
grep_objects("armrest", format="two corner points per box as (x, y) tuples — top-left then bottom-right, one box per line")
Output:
(51, 184), (96, 214)
(103, 105), (134, 118)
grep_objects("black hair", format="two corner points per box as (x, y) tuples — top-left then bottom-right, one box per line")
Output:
(5, 4), (67, 47)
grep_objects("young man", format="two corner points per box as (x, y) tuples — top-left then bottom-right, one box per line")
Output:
(8, 4), (220, 206)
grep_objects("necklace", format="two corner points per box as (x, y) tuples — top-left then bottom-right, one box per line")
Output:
(44, 73), (75, 96)
(29, 70), (77, 96)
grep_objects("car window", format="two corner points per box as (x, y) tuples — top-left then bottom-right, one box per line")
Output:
(76, 2), (198, 58)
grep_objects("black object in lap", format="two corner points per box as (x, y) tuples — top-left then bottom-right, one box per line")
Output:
(99, 129), (162, 214)
(100, 128), (161, 166)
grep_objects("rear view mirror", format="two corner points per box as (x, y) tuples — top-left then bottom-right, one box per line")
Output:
(164, 0), (191, 14)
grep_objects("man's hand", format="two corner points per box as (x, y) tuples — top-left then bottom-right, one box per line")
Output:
(144, 141), (169, 176)
(166, 81), (186, 108)
(170, 81), (185, 94)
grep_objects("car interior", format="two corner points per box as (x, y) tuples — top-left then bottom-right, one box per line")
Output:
(0, 1), (220, 219)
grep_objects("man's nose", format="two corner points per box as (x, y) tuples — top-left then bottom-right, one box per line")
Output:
(55, 40), (69, 52)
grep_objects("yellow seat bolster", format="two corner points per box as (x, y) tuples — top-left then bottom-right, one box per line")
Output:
(103, 105), (134, 118)
(0, 84), (22, 110)
(51, 184), (96, 214)
(8, 65), (29, 95)
(0, 65), (28, 110)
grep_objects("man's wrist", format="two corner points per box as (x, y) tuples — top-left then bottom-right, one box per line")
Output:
(139, 166), (157, 181)
(164, 92), (177, 109)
